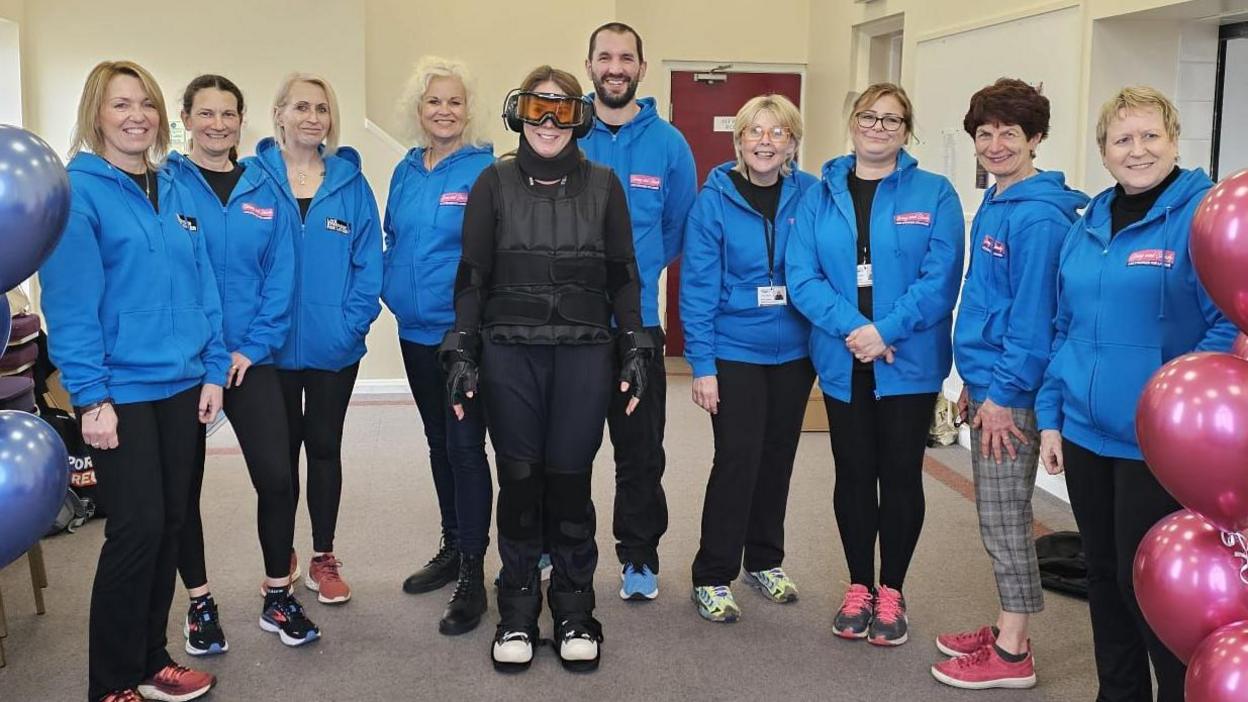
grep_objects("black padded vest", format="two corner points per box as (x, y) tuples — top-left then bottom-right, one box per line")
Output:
(483, 157), (613, 345)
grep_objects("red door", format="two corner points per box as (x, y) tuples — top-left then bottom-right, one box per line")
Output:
(666, 71), (803, 357)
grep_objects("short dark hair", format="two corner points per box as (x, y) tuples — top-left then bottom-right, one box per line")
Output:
(963, 78), (1050, 141)
(588, 22), (644, 63)
(181, 74), (246, 162)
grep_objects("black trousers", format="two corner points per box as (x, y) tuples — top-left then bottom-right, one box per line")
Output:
(399, 339), (492, 556)
(823, 370), (935, 591)
(87, 386), (201, 702)
(279, 363), (360, 554)
(179, 365), (297, 585)
(691, 358), (815, 586)
(608, 325), (668, 572)
(1063, 439), (1185, 702)
(482, 340), (612, 593)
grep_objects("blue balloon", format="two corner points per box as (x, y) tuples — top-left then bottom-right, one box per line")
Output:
(0, 294), (9, 355)
(0, 125), (71, 292)
(0, 409), (69, 569)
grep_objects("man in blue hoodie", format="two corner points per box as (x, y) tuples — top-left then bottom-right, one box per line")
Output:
(582, 21), (697, 601)
(934, 79), (1088, 691)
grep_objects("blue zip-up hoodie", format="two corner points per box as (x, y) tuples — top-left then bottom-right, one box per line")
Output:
(167, 152), (294, 366)
(382, 143), (493, 344)
(250, 137), (382, 372)
(1035, 168), (1237, 459)
(39, 152), (231, 406)
(786, 150), (966, 402)
(953, 171), (1088, 408)
(681, 162), (818, 377)
(580, 96), (697, 327)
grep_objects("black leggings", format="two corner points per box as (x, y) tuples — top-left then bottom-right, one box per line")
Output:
(823, 370), (935, 591)
(481, 340), (612, 593)
(179, 365), (297, 585)
(87, 386), (201, 702)
(692, 358), (814, 586)
(1063, 439), (1185, 702)
(279, 363), (360, 554)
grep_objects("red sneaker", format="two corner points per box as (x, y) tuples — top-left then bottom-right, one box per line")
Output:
(931, 644), (1037, 690)
(306, 554), (352, 604)
(137, 663), (216, 701)
(100, 690), (143, 702)
(936, 625), (997, 657)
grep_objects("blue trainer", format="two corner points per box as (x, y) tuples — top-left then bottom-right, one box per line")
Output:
(620, 563), (658, 601)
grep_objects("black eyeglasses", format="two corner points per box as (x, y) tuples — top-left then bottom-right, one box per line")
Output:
(855, 111), (905, 132)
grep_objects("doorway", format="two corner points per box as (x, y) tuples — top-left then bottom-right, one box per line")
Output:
(1213, 21), (1248, 179)
(665, 67), (803, 357)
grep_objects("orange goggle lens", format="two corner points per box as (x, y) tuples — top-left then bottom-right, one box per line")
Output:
(515, 92), (586, 128)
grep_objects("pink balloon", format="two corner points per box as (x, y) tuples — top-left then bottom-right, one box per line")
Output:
(1134, 509), (1248, 663)
(1186, 620), (1248, 701)
(1233, 333), (1248, 361)
(1137, 353), (1248, 532)
(1191, 168), (1248, 333)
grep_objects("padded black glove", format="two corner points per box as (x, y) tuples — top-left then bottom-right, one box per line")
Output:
(616, 329), (655, 402)
(437, 330), (481, 408)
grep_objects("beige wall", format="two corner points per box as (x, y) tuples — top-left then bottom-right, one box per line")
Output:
(8, 0), (1246, 382)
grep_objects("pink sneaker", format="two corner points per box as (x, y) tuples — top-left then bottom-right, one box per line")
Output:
(306, 554), (351, 604)
(931, 643), (1037, 689)
(136, 663), (216, 701)
(936, 625), (997, 657)
(832, 584), (874, 639)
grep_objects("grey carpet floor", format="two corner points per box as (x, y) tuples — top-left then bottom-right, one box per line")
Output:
(1, 373), (1094, 701)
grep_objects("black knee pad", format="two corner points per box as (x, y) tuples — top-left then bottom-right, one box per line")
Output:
(546, 469), (594, 545)
(497, 457), (541, 540)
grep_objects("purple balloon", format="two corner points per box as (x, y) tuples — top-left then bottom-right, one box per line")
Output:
(1191, 168), (1248, 333)
(1137, 353), (1248, 532)
(0, 125), (71, 292)
(1134, 510), (1248, 663)
(0, 409), (69, 569)
(1186, 620), (1248, 701)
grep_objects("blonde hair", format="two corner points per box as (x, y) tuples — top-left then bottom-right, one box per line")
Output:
(272, 72), (341, 155)
(849, 82), (915, 145)
(69, 60), (171, 168)
(397, 56), (486, 148)
(1096, 86), (1181, 154)
(732, 94), (803, 178)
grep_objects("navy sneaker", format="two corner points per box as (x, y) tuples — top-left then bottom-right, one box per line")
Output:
(260, 588), (321, 647)
(184, 595), (228, 656)
(619, 563), (658, 601)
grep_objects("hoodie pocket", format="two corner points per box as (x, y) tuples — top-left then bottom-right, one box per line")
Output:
(221, 276), (262, 348)
(109, 307), (211, 378)
(382, 263), (418, 325)
(1089, 343), (1163, 445)
(300, 302), (355, 367)
(414, 257), (459, 329)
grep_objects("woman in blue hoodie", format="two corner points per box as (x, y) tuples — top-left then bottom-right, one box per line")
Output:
(383, 56), (494, 634)
(252, 73), (382, 606)
(40, 60), (227, 702)
(168, 74), (319, 655)
(933, 78), (1087, 691)
(787, 83), (965, 647)
(681, 94), (817, 624)
(1036, 86), (1237, 702)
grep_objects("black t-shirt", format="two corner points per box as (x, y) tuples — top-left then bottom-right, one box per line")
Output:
(604, 122), (623, 134)
(125, 169), (159, 212)
(297, 197), (313, 221)
(196, 162), (244, 206)
(1111, 166), (1181, 237)
(453, 160), (642, 335)
(847, 171), (881, 320)
(728, 170), (782, 224)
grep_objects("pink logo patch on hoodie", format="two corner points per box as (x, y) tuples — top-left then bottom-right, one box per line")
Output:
(242, 203), (274, 220)
(1127, 249), (1175, 268)
(439, 191), (469, 206)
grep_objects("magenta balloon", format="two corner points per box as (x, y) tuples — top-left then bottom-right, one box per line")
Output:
(1186, 620), (1248, 701)
(1134, 510), (1248, 663)
(1234, 333), (1248, 361)
(1191, 168), (1248, 332)
(1137, 353), (1248, 532)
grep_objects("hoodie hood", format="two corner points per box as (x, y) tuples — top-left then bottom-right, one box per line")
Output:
(67, 152), (174, 251)
(1083, 167), (1212, 233)
(166, 150), (268, 199)
(401, 142), (493, 174)
(820, 149), (919, 194)
(986, 170), (1089, 215)
(250, 137), (363, 205)
(586, 95), (659, 137)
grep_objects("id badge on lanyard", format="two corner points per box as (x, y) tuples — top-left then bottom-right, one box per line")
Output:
(757, 285), (788, 306)
(857, 263), (873, 288)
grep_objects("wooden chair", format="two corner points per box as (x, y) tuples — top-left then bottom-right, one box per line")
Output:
(0, 542), (50, 668)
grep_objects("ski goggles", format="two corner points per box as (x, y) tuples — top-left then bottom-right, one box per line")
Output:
(509, 91), (591, 129)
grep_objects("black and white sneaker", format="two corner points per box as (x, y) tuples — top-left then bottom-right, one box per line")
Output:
(549, 590), (602, 673)
(259, 588), (321, 647)
(184, 595), (228, 656)
(492, 628), (535, 672)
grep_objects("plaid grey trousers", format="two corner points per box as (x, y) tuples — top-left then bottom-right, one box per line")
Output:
(969, 399), (1045, 614)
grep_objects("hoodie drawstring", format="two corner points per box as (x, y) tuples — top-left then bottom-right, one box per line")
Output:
(1158, 206), (1171, 321)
